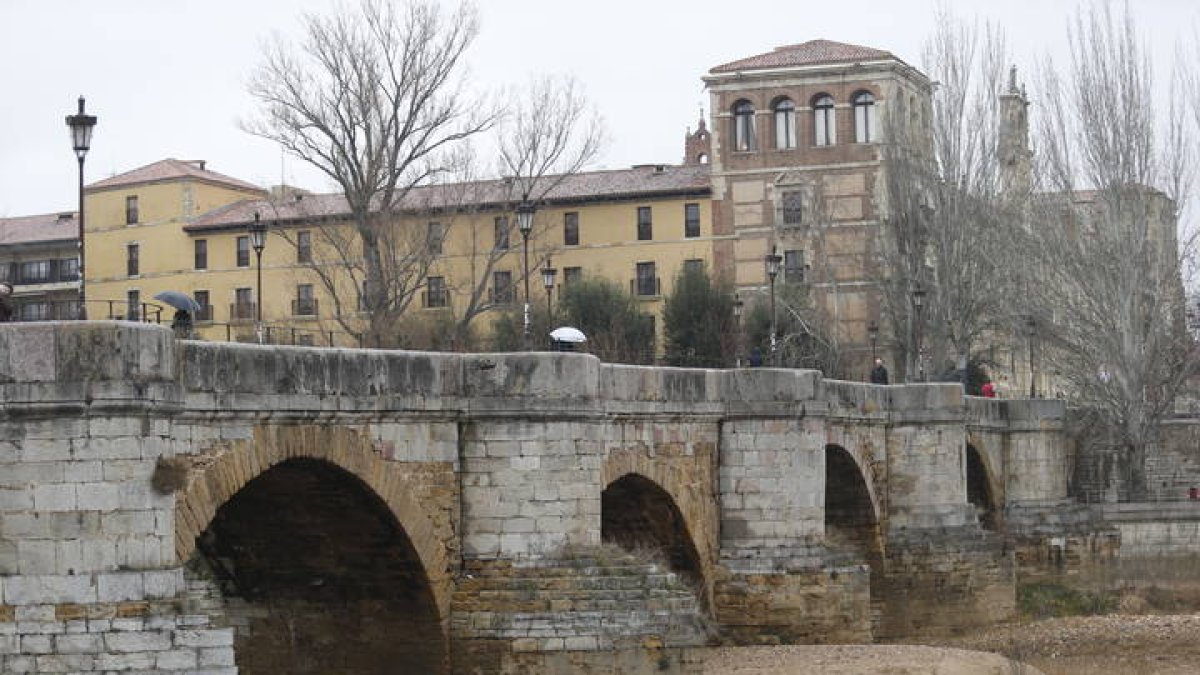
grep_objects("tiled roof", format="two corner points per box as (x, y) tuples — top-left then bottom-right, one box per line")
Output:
(0, 211), (78, 246)
(187, 164), (711, 231)
(86, 158), (265, 194)
(710, 39), (899, 74)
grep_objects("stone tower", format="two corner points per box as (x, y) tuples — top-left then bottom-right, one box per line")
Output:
(683, 115), (712, 165)
(998, 66), (1032, 197)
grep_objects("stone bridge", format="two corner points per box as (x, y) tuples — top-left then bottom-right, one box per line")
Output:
(0, 322), (1102, 674)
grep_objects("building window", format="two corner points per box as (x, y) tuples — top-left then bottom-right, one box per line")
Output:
(236, 236), (250, 268)
(234, 287), (253, 320)
(732, 100), (756, 152)
(563, 266), (582, 286)
(634, 262), (658, 297)
(637, 206), (652, 241)
(294, 284), (316, 316)
(194, 240), (207, 270)
(494, 216), (510, 251)
(297, 230), (312, 263)
(783, 249), (805, 283)
(125, 196), (139, 225)
(19, 260), (50, 283)
(781, 191), (804, 227)
(813, 94), (836, 146)
(194, 290), (212, 321)
(20, 302), (50, 321)
(683, 258), (705, 275)
(492, 271), (513, 304)
(563, 212), (580, 246)
(126, 243), (140, 277)
(426, 276), (448, 308)
(684, 203), (701, 238)
(58, 257), (78, 281)
(297, 334), (315, 347)
(773, 98), (797, 149)
(427, 221), (445, 255)
(126, 289), (140, 321)
(853, 91), (877, 143)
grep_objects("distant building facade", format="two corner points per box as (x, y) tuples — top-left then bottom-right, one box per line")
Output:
(702, 39), (933, 375)
(0, 211), (82, 320)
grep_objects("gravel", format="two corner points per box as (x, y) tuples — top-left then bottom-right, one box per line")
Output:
(695, 613), (1200, 674)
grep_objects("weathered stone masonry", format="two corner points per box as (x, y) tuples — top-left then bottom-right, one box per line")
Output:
(0, 322), (1096, 673)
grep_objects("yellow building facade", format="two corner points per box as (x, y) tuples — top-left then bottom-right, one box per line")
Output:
(83, 159), (716, 352)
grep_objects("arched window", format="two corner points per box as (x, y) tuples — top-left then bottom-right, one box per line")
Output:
(732, 100), (756, 152)
(813, 94), (836, 146)
(853, 91), (876, 143)
(773, 98), (796, 150)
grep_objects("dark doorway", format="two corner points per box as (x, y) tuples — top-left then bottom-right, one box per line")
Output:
(192, 458), (445, 674)
(601, 473), (704, 592)
(966, 444), (1000, 530)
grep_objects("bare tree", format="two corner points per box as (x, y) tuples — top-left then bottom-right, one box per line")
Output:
(1022, 0), (1197, 497)
(878, 9), (1017, 382)
(243, 0), (493, 347)
(447, 75), (605, 345)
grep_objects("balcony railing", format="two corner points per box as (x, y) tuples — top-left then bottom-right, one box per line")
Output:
(630, 277), (661, 297)
(424, 290), (448, 308)
(489, 288), (514, 305)
(229, 302), (257, 322)
(292, 298), (318, 316)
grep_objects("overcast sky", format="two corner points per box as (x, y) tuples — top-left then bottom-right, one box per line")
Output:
(1, 0), (1196, 217)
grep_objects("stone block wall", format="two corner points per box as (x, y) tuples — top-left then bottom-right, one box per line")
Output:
(0, 323), (236, 672)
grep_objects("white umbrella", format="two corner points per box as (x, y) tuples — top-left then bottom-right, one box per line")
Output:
(550, 326), (587, 343)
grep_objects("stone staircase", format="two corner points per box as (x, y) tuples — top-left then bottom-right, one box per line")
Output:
(451, 549), (709, 652)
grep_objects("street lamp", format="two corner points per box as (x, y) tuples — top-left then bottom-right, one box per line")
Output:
(1025, 315), (1038, 398)
(912, 284), (926, 381)
(541, 256), (557, 323)
(249, 212), (268, 344)
(867, 319), (879, 361)
(66, 96), (97, 320)
(765, 249), (783, 365)
(517, 201), (536, 348)
(733, 293), (744, 367)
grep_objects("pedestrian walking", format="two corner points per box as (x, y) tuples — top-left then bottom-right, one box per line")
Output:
(869, 357), (889, 384)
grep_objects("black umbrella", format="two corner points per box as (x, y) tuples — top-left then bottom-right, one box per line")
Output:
(153, 291), (202, 313)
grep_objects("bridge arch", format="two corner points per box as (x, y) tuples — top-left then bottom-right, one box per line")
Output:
(174, 424), (453, 673)
(965, 441), (1002, 531)
(601, 471), (708, 601)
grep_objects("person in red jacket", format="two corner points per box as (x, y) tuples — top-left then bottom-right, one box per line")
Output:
(981, 380), (997, 398)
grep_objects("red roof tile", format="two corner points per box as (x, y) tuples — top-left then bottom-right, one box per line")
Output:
(710, 39), (899, 74)
(85, 158), (265, 194)
(0, 211), (78, 246)
(187, 164), (711, 231)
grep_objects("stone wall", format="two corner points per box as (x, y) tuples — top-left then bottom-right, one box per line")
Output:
(0, 322), (236, 672)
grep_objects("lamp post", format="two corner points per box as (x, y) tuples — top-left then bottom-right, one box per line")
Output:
(249, 212), (267, 344)
(517, 201), (535, 349)
(765, 249), (783, 365)
(912, 284), (926, 381)
(868, 319), (879, 361)
(1025, 315), (1038, 398)
(66, 96), (97, 320)
(733, 293), (744, 367)
(541, 256), (557, 323)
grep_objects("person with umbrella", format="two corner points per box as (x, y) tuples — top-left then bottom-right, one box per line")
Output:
(154, 291), (200, 339)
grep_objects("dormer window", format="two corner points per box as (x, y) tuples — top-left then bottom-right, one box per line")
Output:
(853, 91), (877, 143)
(732, 100), (756, 152)
(813, 94), (836, 147)
(773, 98), (796, 149)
